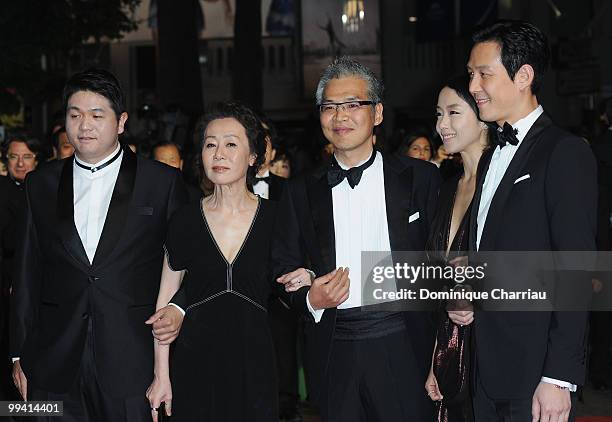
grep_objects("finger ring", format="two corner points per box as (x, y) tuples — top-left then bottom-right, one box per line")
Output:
(151, 407), (159, 411)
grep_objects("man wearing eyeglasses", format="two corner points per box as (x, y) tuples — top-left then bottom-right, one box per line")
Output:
(0, 134), (41, 403)
(271, 57), (441, 421)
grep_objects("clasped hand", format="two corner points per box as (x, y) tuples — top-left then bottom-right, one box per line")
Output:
(277, 267), (350, 310)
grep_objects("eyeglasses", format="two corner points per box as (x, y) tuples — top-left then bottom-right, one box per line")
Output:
(318, 100), (375, 114)
(7, 154), (36, 162)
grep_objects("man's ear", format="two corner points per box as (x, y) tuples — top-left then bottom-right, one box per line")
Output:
(515, 64), (535, 92)
(117, 112), (128, 135)
(374, 102), (384, 126)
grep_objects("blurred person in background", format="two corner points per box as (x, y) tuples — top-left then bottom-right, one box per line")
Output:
(0, 133), (42, 404)
(51, 126), (75, 160)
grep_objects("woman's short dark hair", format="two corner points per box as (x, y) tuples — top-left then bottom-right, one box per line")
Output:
(397, 129), (434, 156)
(194, 102), (267, 185)
(1, 132), (43, 164)
(443, 74), (495, 145)
(472, 20), (550, 95)
(62, 68), (126, 120)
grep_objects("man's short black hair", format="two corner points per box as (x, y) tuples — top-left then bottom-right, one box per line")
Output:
(151, 140), (183, 160)
(195, 102), (267, 184)
(472, 20), (550, 94)
(62, 68), (126, 119)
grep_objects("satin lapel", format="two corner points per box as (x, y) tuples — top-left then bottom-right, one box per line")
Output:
(383, 155), (413, 251)
(478, 114), (552, 250)
(305, 167), (336, 272)
(469, 149), (493, 251)
(57, 158), (90, 268)
(92, 146), (137, 267)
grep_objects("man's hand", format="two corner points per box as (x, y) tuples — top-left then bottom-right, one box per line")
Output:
(146, 306), (184, 345)
(12, 360), (27, 401)
(277, 268), (315, 292)
(532, 381), (571, 422)
(307, 268), (350, 310)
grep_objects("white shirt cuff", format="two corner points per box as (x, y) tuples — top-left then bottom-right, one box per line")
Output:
(12, 357), (20, 363)
(541, 377), (577, 392)
(306, 291), (325, 323)
(168, 303), (185, 316)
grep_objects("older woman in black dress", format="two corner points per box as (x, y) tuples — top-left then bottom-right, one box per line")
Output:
(424, 75), (493, 422)
(146, 103), (278, 421)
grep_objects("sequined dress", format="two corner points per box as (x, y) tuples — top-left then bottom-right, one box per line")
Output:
(426, 173), (474, 422)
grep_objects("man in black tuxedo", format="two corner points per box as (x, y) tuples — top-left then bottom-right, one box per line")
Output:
(451, 21), (597, 421)
(272, 57), (441, 421)
(10, 68), (187, 421)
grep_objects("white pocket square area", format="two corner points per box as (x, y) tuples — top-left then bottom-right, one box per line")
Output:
(514, 174), (531, 184)
(408, 212), (420, 223)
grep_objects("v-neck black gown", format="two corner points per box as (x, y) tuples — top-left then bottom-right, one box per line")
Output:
(164, 198), (278, 421)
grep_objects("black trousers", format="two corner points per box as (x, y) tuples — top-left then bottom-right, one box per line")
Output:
(473, 372), (577, 422)
(27, 320), (150, 422)
(320, 329), (433, 422)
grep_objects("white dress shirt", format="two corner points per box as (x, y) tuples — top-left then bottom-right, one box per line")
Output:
(475, 105), (576, 392)
(73, 144), (123, 263)
(307, 151), (392, 322)
(253, 169), (270, 199)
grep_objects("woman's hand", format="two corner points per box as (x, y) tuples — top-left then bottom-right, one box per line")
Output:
(425, 368), (443, 401)
(277, 268), (314, 292)
(146, 374), (172, 422)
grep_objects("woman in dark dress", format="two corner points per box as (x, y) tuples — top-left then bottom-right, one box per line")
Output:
(424, 75), (493, 422)
(146, 102), (278, 421)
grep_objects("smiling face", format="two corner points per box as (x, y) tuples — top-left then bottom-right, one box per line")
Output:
(201, 118), (256, 186)
(65, 90), (127, 163)
(319, 76), (383, 157)
(467, 42), (523, 126)
(436, 86), (487, 155)
(7, 141), (38, 182)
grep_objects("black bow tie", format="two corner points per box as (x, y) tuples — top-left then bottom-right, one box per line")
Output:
(254, 175), (270, 184)
(327, 151), (376, 189)
(494, 122), (519, 148)
(75, 148), (122, 173)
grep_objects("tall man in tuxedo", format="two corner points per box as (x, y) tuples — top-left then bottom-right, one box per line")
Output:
(450, 21), (597, 421)
(10, 68), (187, 421)
(272, 57), (441, 421)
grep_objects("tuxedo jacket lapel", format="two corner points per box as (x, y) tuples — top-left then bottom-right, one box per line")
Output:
(57, 159), (90, 268)
(305, 166), (336, 272)
(92, 146), (137, 267)
(478, 114), (552, 250)
(383, 155), (413, 251)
